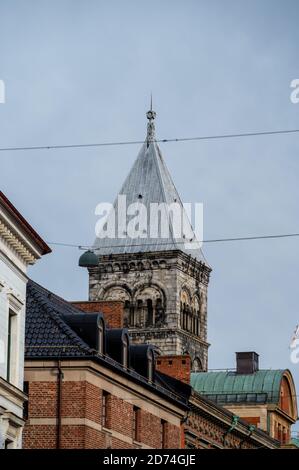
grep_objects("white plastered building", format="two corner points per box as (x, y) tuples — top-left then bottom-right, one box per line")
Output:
(0, 192), (50, 448)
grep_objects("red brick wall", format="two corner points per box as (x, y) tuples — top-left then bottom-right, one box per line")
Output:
(72, 301), (124, 328)
(60, 425), (85, 448)
(111, 437), (135, 449)
(85, 427), (106, 448)
(85, 382), (102, 424)
(23, 424), (110, 449)
(163, 422), (181, 449)
(61, 381), (86, 418)
(156, 355), (191, 384)
(106, 395), (133, 436)
(23, 377), (181, 449)
(23, 425), (57, 449)
(138, 409), (162, 448)
(28, 382), (58, 417)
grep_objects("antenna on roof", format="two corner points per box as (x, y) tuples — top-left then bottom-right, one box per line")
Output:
(146, 94), (156, 147)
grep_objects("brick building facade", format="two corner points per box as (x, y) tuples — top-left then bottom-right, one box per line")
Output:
(23, 282), (280, 449)
(23, 280), (187, 449)
(21, 109), (298, 449)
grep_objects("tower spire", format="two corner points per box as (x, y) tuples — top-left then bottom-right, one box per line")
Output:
(146, 95), (156, 146)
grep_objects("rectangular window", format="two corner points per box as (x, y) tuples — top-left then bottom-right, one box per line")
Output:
(161, 420), (167, 448)
(133, 406), (140, 441)
(102, 391), (110, 428)
(7, 310), (17, 384)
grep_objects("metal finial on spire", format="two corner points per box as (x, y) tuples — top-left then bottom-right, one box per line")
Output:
(146, 95), (156, 145)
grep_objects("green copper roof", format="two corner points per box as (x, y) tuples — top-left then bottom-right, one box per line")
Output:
(191, 370), (285, 405)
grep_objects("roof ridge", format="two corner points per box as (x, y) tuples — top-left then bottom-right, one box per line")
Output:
(28, 279), (89, 316)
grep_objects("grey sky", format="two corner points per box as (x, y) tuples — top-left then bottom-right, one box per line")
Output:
(1, 1), (299, 430)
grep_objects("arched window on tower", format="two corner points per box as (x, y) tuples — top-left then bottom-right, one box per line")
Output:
(136, 299), (143, 327)
(155, 298), (164, 325)
(124, 300), (131, 327)
(146, 299), (153, 326)
(183, 303), (187, 330)
(186, 306), (191, 332)
(196, 316), (200, 336)
(192, 296), (201, 337)
(192, 310), (196, 335)
(192, 357), (203, 372)
(180, 302), (183, 328)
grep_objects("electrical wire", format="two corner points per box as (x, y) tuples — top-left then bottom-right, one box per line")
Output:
(46, 232), (299, 251)
(0, 128), (299, 152)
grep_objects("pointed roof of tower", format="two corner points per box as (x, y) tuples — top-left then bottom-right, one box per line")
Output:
(93, 107), (207, 264)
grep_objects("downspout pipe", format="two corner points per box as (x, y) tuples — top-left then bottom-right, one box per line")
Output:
(223, 415), (239, 446)
(56, 361), (64, 449)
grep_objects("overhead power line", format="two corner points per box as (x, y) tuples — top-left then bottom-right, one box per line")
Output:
(46, 232), (299, 251)
(0, 128), (299, 152)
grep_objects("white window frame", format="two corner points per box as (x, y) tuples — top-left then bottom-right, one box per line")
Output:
(6, 293), (23, 386)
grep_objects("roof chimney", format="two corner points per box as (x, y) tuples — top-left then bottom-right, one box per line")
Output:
(156, 355), (191, 384)
(236, 352), (259, 374)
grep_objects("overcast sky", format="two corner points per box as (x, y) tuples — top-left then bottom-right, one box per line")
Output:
(1, 1), (299, 431)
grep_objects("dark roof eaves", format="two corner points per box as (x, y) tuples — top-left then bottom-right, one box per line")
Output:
(24, 354), (189, 410)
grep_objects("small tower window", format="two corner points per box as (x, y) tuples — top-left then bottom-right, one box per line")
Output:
(124, 300), (131, 327)
(136, 299), (143, 326)
(146, 299), (153, 326)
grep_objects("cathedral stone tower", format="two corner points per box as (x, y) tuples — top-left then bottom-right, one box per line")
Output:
(84, 107), (211, 371)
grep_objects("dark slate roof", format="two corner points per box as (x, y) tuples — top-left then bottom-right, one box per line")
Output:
(26, 280), (93, 357)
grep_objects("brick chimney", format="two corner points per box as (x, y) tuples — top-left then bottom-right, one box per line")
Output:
(71, 301), (124, 329)
(156, 355), (191, 384)
(236, 351), (259, 374)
